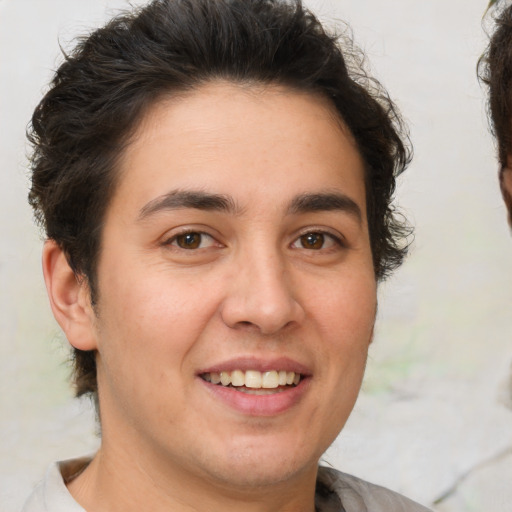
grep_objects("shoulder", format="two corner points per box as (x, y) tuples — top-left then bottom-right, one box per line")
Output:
(317, 466), (433, 512)
(21, 459), (90, 512)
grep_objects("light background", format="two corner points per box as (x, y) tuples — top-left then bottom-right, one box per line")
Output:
(1, 1), (511, 511)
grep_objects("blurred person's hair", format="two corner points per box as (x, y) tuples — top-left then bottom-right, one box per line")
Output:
(479, 1), (512, 217)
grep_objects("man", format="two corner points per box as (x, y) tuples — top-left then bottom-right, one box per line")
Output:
(23, 0), (430, 510)
(481, 1), (512, 223)
(454, 3), (512, 511)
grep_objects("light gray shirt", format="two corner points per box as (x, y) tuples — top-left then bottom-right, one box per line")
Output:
(22, 459), (432, 512)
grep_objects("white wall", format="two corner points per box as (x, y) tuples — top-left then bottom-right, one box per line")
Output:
(1, 1), (511, 511)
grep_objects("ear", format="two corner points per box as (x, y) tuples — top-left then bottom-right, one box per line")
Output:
(42, 239), (98, 351)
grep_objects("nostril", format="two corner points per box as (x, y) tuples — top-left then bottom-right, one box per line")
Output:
(234, 320), (259, 331)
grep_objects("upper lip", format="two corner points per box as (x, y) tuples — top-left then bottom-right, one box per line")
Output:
(197, 356), (311, 376)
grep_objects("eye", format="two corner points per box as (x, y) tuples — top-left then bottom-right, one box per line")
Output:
(291, 231), (342, 251)
(166, 231), (216, 250)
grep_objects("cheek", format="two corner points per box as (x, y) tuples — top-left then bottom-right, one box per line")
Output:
(307, 278), (375, 447)
(311, 271), (376, 336)
(308, 271), (376, 392)
(96, 268), (223, 375)
(94, 274), (209, 418)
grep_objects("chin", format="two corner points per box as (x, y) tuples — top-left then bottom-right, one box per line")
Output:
(207, 455), (318, 490)
(196, 435), (324, 490)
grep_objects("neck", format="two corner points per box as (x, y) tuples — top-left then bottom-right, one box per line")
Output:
(67, 445), (319, 512)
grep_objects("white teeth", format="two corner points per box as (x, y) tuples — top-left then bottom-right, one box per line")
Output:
(262, 371), (279, 388)
(231, 370), (245, 387)
(237, 387), (287, 395)
(245, 370), (262, 388)
(202, 370), (301, 389)
(220, 371), (231, 386)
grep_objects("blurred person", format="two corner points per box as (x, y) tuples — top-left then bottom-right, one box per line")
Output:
(481, 0), (512, 411)
(481, 0), (512, 223)
(23, 1), (430, 511)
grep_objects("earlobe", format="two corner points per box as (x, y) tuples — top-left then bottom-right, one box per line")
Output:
(42, 240), (98, 351)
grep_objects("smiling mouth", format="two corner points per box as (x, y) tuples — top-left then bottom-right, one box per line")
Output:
(200, 370), (302, 395)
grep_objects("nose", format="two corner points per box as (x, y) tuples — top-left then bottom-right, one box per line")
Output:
(220, 250), (305, 335)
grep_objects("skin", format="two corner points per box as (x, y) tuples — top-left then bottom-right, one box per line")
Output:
(43, 82), (377, 512)
(501, 167), (512, 225)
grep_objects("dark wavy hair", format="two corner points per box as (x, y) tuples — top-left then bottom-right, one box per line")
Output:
(479, 3), (512, 217)
(28, 0), (412, 400)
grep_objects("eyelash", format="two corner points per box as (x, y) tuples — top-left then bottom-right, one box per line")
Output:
(290, 229), (346, 251)
(163, 230), (218, 250)
(162, 228), (346, 252)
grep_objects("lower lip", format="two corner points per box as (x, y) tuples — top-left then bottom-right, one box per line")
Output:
(199, 378), (310, 416)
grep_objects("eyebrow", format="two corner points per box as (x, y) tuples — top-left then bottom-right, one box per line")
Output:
(288, 192), (362, 223)
(138, 190), (241, 220)
(138, 189), (362, 223)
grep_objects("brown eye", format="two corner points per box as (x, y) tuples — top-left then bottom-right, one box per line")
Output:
(299, 232), (325, 250)
(164, 230), (219, 253)
(175, 232), (203, 249)
(291, 231), (342, 252)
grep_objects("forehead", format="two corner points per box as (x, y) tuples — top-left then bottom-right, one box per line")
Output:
(110, 81), (365, 217)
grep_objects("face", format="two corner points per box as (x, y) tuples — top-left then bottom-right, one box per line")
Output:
(502, 165), (512, 225)
(87, 82), (376, 491)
